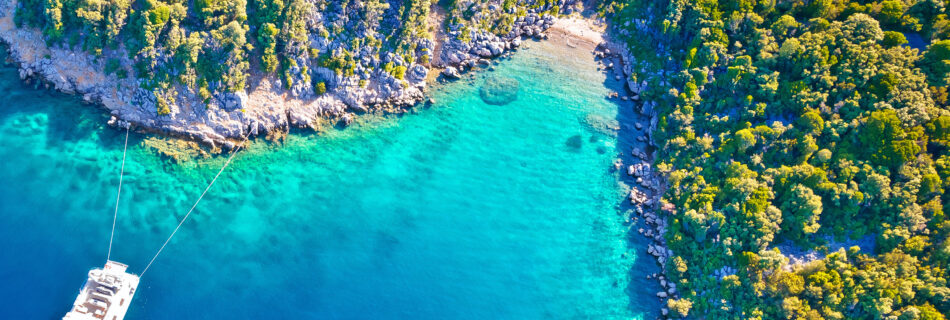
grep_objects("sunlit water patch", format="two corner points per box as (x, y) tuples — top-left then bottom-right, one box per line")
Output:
(0, 40), (660, 319)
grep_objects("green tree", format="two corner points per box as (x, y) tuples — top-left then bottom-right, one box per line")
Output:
(796, 110), (824, 136)
(879, 0), (905, 27)
(734, 128), (757, 151)
(882, 31), (908, 47)
(922, 40), (950, 86)
(857, 110), (920, 168)
(42, 0), (64, 41)
(780, 184), (823, 241)
(771, 15), (800, 39)
(258, 23), (279, 73)
(667, 298), (692, 317)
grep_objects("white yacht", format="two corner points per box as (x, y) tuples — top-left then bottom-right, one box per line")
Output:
(63, 261), (140, 320)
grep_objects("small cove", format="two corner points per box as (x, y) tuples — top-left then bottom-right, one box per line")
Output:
(0, 39), (660, 319)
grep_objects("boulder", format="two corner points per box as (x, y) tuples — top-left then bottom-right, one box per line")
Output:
(221, 91), (248, 111)
(408, 65), (427, 81)
(627, 79), (639, 94)
(448, 53), (462, 65)
(488, 42), (504, 56)
(442, 67), (461, 79)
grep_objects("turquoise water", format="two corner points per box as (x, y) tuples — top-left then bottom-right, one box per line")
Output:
(0, 40), (660, 319)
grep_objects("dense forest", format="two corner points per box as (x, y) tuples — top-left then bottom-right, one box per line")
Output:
(597, 0), (950, 318)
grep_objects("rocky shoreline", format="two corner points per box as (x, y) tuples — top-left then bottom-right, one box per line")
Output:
(432, 14), (677, 314)
(1, 0), (678, 314)
(437, 12), (557, 79)
(0, 0), (430, 149)
(0, 0), (609, 150)
(0, 0), (572, 150)
(588, 22), (680, 319)
(0, 0), (575, 150)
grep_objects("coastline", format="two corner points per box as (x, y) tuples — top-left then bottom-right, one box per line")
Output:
(574, 14), (677, 317)
(548, 17), (607, 49)
(0, 36), (656, 317)
(0, 0), (428, 149)
(4, 0), (941, 318)
(0, 2), (677, 314)
(0, 0), (566, 149)
(523, 14), (675, 316)
(0, 3), (563, 148)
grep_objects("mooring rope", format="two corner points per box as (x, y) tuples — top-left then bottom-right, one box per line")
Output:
(140, 133), (251, 278)
(107, 125), (131, 263)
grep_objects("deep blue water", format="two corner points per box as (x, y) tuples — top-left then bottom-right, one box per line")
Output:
(0, 40), (660, 319)
(904, 31), (928, 50)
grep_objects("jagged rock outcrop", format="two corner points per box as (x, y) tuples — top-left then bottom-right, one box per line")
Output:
(436, 12), (559, 74)
(0, 0), (428, 146)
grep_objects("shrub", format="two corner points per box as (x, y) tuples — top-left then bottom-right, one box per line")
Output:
(392, 65), (407, 80)
(156, 96), (171, 115)
(315, 81), (326, 95)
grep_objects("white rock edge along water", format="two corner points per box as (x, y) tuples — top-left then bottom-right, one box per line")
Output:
(439, 12), (678, 316)
(0, 0), (428, 148)
(523, 12), (676, 318)
(589, 16), (683, 319)
(436, 12), (558, 79)
(0, 0), (582, 148)
(0, 0), (677, 313)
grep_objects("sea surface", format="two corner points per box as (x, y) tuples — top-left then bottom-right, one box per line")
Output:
(0, 40), (660, 319)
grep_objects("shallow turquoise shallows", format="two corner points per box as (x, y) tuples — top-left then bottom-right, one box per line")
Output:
(0, 40), (659, 319)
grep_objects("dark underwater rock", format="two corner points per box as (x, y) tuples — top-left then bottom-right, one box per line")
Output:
(479, 75), (519, 105)
(566, 134), (583, 150)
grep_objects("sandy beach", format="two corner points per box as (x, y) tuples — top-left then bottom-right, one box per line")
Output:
(547, 17), (607, 50)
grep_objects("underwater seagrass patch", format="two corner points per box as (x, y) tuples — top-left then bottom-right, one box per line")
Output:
(479, 76), (520, 105)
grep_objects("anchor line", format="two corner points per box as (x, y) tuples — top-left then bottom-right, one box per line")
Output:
(140, 132), (251, 278)
(107, 125), (131, 263)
